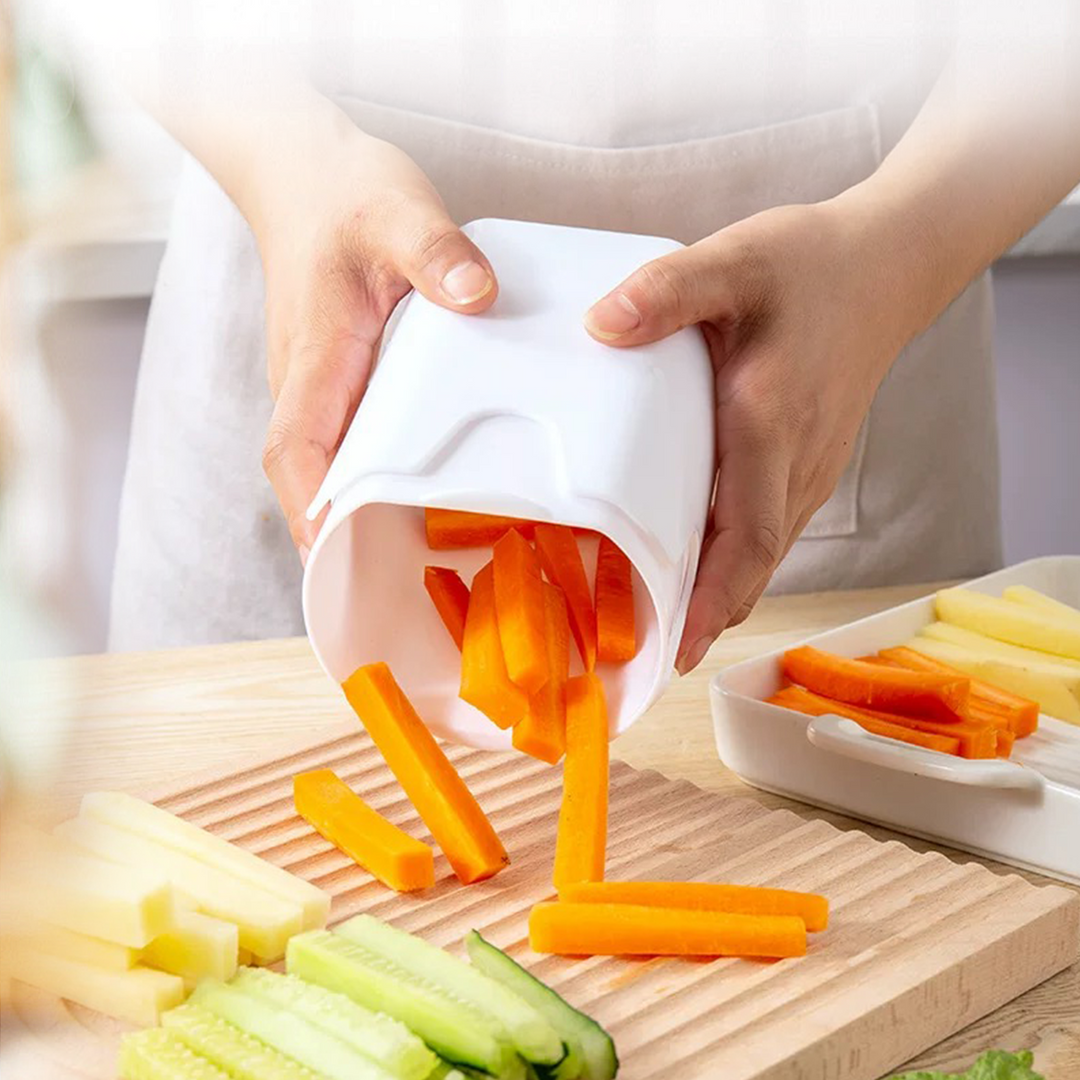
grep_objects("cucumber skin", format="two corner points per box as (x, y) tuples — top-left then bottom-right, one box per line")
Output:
(336, 915), (564, 1068)
(465, 932), (618, 1080)
(287, 930), (511, 1077)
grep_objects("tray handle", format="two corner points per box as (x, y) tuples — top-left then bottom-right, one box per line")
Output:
(805, 715), (1045, 790)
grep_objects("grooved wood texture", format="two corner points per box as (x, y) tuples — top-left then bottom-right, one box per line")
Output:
(6, 721), (1079, 1080)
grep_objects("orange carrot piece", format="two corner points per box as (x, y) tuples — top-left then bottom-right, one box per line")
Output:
(493, 529), (550, 694)
(595, 537), (636, 663)
(293, 769), (434, 892)
(425, 508), (536, 549)
(769, 685), (994, 758)
(557, 880), (828, 932)
(877, 646), (1039, 737)
(783, 645), (970, 723)
(553, 674), (609, 887)
(534, 524), (597, 672)
(863, 656), (1022, 753)
(343, 663), (508, 884)
(768, 687), (963, 755)
(529, 901), (806, 959)
(459, 562), (528, 729)
(993, 728), (1016, 758)
(424, 566), (470, 651)
(513, 584), (571, 765)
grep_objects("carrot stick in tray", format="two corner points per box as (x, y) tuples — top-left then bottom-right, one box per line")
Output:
(877, 645), (1039, 736)
(783, 645), (971, 723)
(767, 686), (967, 756)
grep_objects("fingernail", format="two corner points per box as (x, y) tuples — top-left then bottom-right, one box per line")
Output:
(299, 544), (310, 567)
(585, 292), (641, 340)
(440, 261), (493, 305)
(675, 636), (711, 676)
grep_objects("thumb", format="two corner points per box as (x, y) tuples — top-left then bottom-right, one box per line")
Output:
(584, 235), (741, 346)
(387, 199), (499, 314)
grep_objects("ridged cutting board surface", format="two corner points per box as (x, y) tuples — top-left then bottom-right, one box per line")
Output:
(7, 722), (1079, 1080)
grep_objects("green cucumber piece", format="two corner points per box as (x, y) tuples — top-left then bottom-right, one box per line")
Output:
(119, 1028), (231, 1080)
(336, 915), (563, 1068)
(231, 966), (437, 1080)
(466, 932), (618, 1080)
(287, 929), (512, 1076)
(429, 1064), (468, 1080)
(162, 1002), (324, 1080)
(190, 979), (396, 1080)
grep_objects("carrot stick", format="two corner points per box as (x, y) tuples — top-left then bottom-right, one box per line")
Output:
(293, 770), (434, 892)
(513, 584), (570, 765)
(595, 537), (637, 663)
(877, 646), (1039, 737)
(768, 687), (963, 756)
(343, 663), (508, 884)
(424, 567), (471, 651)
(783, 645), (970, 723)
(528, 902), (806, 959)
(534, 524), (597, 672)
(492, 529), (550, 694)
(557, 881), (828, 932)
(773, 682), (989, 760)
(553, 674), (609, 887)
(424, 508), (536, 549)
(459, 562), (528, 729)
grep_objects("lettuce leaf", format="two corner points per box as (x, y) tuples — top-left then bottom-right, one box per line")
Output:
(889, 1049), (1042, 1080)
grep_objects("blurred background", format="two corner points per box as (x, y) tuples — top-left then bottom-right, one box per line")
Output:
(0, 0), (1078, 660)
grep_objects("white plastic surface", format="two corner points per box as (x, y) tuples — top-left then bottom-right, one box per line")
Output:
(711, 556), (1080, 884)
(303, 219), (715, 747)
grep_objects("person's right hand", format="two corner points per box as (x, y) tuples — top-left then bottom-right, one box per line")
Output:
(245, 115), (498, 562)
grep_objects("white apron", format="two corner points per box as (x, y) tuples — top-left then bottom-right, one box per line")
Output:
(108, 12), (1001, 651)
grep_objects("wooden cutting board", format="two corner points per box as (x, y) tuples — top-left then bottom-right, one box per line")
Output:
(6, 722), (1079, 1080)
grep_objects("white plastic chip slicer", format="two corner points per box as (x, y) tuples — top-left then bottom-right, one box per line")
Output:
(303, 218), (715, 747)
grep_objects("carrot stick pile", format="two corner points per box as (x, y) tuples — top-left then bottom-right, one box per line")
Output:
(769, 642), (1042, 760)
(423, 509), (638, 760)
(306, 508), (831, 963)
(419, 509), (823, 961)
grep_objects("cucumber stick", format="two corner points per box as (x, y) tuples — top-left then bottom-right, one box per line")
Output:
(429, 1064), (469, 1080)
(119, 1028), (231, 1080)
(288, 929), (512, 1076)
(466, 932), (617, 1080)
(336, 915), (564, 1068)
(190, 979), (397, 1080)
(231, 966), (437, 1080)
(162, 1002), (324, 1080)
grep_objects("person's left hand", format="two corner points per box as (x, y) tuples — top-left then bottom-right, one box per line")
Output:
(583, 198), (931, 674)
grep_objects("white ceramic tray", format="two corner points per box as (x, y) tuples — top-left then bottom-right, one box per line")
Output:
(711, 557), (1080, 884)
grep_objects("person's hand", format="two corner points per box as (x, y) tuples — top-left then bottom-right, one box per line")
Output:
(583, 198), (930, 674)
(247, 120), (498, 561)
